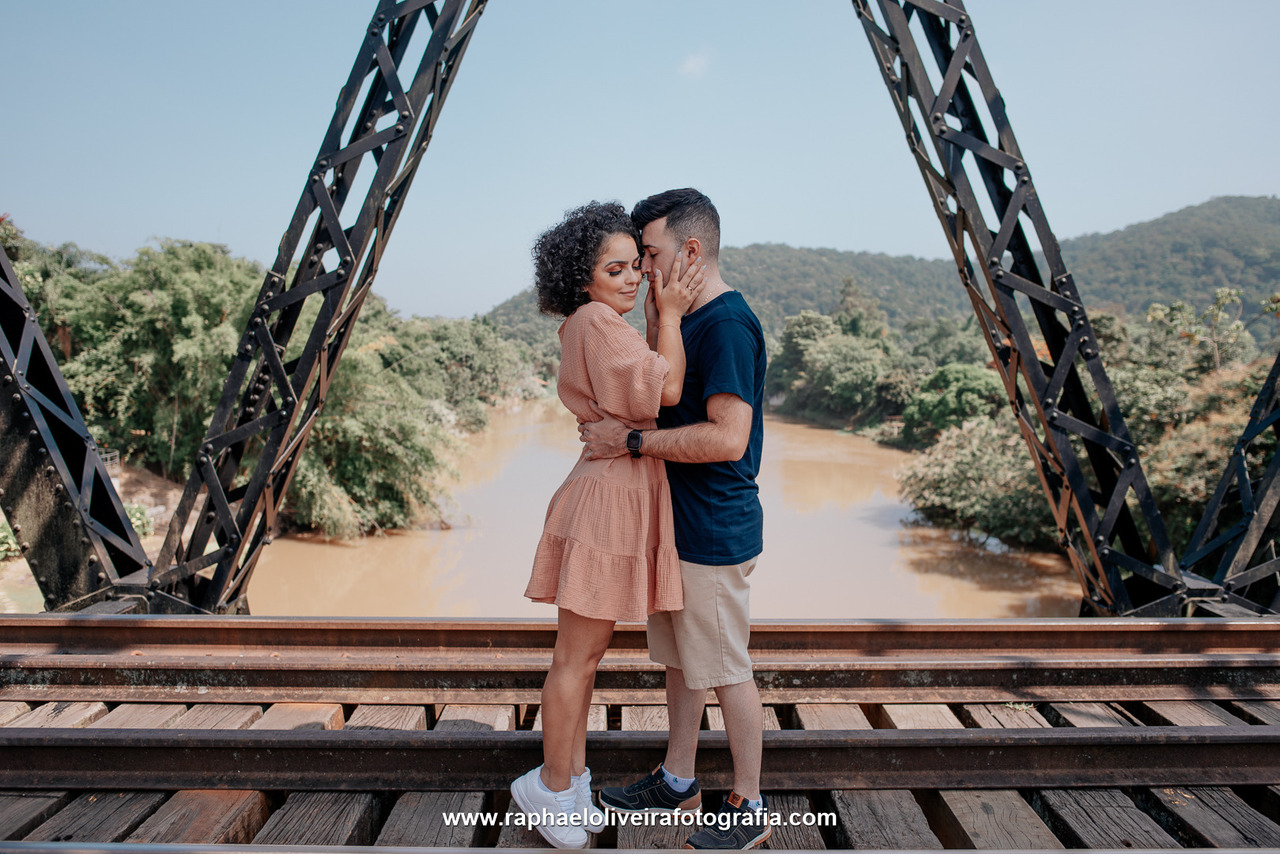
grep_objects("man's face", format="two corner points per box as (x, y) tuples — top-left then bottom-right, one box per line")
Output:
(640, 217), (684, 286)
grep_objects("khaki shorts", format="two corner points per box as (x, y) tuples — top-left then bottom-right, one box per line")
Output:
(646, 557), (758, 690)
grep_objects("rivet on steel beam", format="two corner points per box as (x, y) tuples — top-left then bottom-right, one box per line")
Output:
(10, 524), (19, 535)
(1, 375), (10, 384)
(958, 15), (968, 25)
(20, 542), (29, 552)
(97, 571), (106, 582)
(27, 430), (36, 439)
(28, 559), (37, 569)
(10, 393), (20, 403)
(1127, 458), (1138, 467)
(1020, 175), (1030, 185)
(88, 555), (98, 565)
(37, 447), (46, 456)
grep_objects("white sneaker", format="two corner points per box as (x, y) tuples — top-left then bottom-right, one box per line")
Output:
(573, 768), (607, 833)
(510, 766), (589, 849)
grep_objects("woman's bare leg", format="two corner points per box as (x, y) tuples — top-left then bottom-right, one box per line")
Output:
(540, 607), (614, 791)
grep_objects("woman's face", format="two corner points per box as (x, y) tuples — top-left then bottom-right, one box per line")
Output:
(583, 232), (643, 315)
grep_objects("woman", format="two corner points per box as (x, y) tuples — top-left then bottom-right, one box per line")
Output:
(510, 201), (705, 848)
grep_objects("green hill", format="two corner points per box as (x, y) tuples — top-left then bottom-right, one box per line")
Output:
(488, 196), (1280, 342)
(1061, 195), (1280, 318)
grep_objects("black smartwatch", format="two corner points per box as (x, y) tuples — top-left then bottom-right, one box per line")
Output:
(626, 429), (643, 459)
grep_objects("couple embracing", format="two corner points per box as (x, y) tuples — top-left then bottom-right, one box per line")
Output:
(511, 189), (768, 850)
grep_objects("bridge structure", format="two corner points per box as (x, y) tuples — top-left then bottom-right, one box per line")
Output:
(1, 0), (1278, 618)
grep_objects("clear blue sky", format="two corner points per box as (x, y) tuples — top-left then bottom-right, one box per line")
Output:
(3, 2), (1278, 319)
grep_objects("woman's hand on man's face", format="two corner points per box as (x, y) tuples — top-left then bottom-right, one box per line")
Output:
(652, 252), (707, 320)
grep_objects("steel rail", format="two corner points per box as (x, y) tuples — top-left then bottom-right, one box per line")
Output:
(2, 657), (1277, 705)
(2, 615), (1279, 655)
(3, 617), (1280, 703)
(1, 726), (1277, 791)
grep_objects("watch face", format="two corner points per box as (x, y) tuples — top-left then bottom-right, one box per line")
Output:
(627, 430), (641, 451)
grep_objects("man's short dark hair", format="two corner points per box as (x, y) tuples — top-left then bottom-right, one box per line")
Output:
(631, 188), (720, 261)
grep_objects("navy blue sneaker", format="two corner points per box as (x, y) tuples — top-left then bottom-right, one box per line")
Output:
(599, 766), (702, 814)
(684, 792), (771, 849)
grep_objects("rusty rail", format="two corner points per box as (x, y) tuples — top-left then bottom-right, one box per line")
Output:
(3, 616), (1280, 704)
(1, 726), (1276, 791)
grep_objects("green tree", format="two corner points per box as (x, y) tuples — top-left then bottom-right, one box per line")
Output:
(60, 240), (262, 478)
(805, 334), (885, 416)
(1146, 287), (1256, 373)
(900, 363), (1005, 445)
(898, 415), (1057, 547)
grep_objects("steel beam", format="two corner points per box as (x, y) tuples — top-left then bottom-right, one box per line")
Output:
(0, 243), (150, 612)
(149, 0), (488, 614)
(1, 726), (1276, 791)
(850, 0), (1210, 615)
(3, 616), (1279, 704)
(1182, 350), (1280, 613)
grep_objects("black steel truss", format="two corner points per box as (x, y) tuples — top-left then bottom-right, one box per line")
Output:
(1179, 349), (1280, 614)
(136, 0), (489, 614)
(0, 245), (150, 611)
(848, 0), (1264, 616)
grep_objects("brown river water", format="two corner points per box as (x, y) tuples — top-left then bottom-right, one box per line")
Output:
(0, 397), (1081, 618)
(247, 398), (1081, 620)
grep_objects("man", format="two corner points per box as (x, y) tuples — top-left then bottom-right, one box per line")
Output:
(581, 188), (769, 850)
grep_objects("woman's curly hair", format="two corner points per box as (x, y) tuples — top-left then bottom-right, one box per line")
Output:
(533, 201), (640, 317)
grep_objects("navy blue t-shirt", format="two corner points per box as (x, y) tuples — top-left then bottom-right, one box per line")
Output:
(658, 290), (766, 565)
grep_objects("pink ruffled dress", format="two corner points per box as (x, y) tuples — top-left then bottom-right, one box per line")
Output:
(524, 300), (683, 622)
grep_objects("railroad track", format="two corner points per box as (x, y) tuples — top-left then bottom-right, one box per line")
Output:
(3, 616), (1280, 849)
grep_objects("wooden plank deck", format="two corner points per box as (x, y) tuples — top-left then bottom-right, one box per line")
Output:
(4, 616), (1280, 850)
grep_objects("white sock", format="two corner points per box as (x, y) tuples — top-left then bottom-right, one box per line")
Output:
(572, 768), (591, 785)
(536, 771), (571, 796)
(661, 764), (696, 793)
(746, 797), (763, 811)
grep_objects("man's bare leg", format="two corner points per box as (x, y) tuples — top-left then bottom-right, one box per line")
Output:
(712, 677), (762, 801)
(662, 665), (706, 779)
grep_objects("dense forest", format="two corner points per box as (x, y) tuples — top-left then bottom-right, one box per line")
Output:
(0, 215), (539, 541)
(2, 195), (1277, 551)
